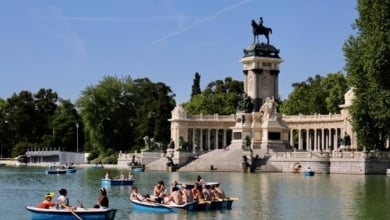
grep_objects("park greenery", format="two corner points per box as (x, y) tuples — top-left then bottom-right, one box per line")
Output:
(0, 0), (388, 161)
(343, 0), (390, 150)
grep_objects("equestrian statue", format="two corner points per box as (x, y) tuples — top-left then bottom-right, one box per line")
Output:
(251, 17), (272, 44)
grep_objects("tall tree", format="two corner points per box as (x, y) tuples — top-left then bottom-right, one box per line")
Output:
(49, 99), (83, 152)
(185, 77), (243, 115)
(190, 72), (201, 99)
(279, 73), (347, 115)
(343, 0), (390, 150)
(77, 75), (175, 162)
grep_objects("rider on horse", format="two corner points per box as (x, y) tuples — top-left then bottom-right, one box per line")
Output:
(259, 17), (264, 28)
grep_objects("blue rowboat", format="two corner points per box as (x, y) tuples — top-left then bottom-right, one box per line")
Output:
(132, 167), (144, 172)
(303, 170), (315, 176)
(130, 198), (236, 213)
(46, 169), (67, 175)
(25, 206), (117, 220)
(130, 199), (198, 213)
(66, 168), (77, 174)
(101, 179), (134, 186)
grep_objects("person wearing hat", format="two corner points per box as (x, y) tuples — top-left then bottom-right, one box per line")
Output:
(38, 192), (56, 209)
(94, 188), (109, 208)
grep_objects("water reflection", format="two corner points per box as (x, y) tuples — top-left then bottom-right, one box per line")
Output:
(1, 167), (390, 219)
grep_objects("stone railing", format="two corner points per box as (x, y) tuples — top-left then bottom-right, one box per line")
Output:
(270, 151), (390, 160)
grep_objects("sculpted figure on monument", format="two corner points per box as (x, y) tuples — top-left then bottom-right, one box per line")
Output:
(260, 97), (277, 120)
(251, 17), (272, 44)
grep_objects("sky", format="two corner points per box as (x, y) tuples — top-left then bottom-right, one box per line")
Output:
(0, 0), (358, 104)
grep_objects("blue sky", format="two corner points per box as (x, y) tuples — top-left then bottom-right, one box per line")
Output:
(0, 0), (357, 103)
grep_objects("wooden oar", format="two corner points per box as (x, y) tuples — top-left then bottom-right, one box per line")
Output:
(77, 200), (84, 208)
(61, 204), (83, 220)
(226, 197), (239, 201)
(197, 199), (212, 204)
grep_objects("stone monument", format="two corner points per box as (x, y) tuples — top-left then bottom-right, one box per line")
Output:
(231, 17), (290, 154)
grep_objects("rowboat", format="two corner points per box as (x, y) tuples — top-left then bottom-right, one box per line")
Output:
(130, 199), (198, 213)
(46, 169), (67, 175)
(25, 206), (117, 220)
(303, 170), (315, 176)
(130, 198), (237, 213)
(66, 168), (77, 174)
(101, 178), (134, 186)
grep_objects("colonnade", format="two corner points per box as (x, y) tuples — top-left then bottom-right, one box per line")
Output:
(186, 128), (232, 152)
(289, 128), (343, 152)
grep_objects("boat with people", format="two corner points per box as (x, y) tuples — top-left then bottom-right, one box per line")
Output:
(130, 198), (237, 213)
(25, 206), (117, 220)
(131, 164), (145, 172)
(101, 179), (135, 186)
(303, 167), (315, 176)
(46, 166), (67, 175)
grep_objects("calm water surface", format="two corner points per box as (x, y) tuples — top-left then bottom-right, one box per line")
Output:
(1, 166), (390, 220)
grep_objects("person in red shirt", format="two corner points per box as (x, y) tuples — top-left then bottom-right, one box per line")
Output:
(38, 192), (56, 209)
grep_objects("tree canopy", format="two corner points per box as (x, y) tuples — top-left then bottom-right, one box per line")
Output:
(279, 72), (348, 115)
(185, 74), (244, 115)
(76, 75), (175, 162)
(343, 0), (390, 150)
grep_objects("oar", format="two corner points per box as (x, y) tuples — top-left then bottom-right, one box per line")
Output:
(226, 197), (239, 201)
(61, 204), (83, 220)
(77, 200), (84, 208)
(197, 199), (212, 204)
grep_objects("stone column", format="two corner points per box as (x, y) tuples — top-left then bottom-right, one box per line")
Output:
(207, 129), (211, 151)
(306, 129), (310, 151)
(321, 129), (325, 152)
(215, 129), (219, 149)
(200, 129), (204, 152)
(223, 129), (227, 147)
(314, 129), (318, 151)
(298, 129), (302, 150)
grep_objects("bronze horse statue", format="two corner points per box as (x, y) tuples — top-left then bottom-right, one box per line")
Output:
(251, 19), (272, 44)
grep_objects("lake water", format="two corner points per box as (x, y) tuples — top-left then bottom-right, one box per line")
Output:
(1, 166), (390, 220)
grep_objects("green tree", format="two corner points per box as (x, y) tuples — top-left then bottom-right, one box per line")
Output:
(49, 99), (83, 152)
(77, 75), (175, 161)
(279, 73), (347, 115)
(343, 0), (390, 150)
(191, 72), (201, 99)
(185, 77), (243, 115)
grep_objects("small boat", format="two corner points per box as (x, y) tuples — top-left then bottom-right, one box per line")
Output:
(26, 206), (117, 220)
(130, 199), (198, 213)
(66, 168), (77, 174)
(132, 166), (145, 173)
(130, 198), (237, 213)
(101, 178), (134, 186)
(128, 162), (145, 172)
(45, 165), (67, 174)
(303, 170), (315, 176)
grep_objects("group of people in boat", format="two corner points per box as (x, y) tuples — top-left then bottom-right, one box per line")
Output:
(37, 187), (109, 210)
(130, 175), (227, 205)
(105, 170), (134, 180)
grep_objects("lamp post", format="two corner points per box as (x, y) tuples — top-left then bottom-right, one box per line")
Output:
(76, 123), (79, 152)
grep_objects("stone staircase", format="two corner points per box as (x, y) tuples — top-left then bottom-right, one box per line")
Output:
(178, 147), (244, 172)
